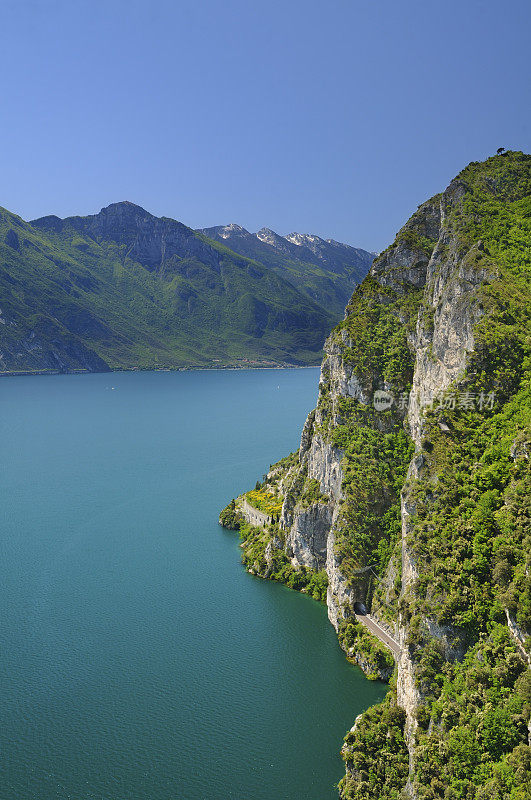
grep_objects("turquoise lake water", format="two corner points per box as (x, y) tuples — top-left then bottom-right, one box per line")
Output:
(1, 369), (386, 800)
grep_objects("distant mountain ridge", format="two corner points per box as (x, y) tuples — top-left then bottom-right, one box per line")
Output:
(201, 223), (374, 315)
(0, 202), (373, 375)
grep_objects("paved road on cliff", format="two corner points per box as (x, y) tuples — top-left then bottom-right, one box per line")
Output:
(355, 613), (401, 657)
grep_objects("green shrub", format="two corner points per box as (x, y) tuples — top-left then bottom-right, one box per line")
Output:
(219, 498), (244, 530)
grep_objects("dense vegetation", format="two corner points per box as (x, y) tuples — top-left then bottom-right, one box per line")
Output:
(218, 499), (244, 530)
(331, 401), (414, 585)
(314, 220), (424, 605)
(337, 618), (395, 680)
(244, 489), (283, 516)
(339, 152), (531, 799)
(220, 153), (530, 799)
(219, 482), (329, 603)
(238, 518), (329, 602)
(339, 685), (409, 800)
(0, 201), (368, 373)
(414, 627), (530, 800)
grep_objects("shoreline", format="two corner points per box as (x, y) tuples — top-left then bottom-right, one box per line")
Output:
(0, 364), (322, 378)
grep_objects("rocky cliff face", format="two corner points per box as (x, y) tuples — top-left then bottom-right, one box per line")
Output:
(36, 202), (223, 275)
(222, 153), (531, 799)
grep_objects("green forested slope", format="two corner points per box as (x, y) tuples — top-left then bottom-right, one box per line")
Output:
(339, 153), (531, 800)
(0, 202), (359, 373)
(221, 152), (531, 799)
(201, 223), (374, 316)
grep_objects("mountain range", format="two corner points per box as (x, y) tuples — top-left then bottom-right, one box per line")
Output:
(0, 202), (373, 374)
(200, 223), (373, 315)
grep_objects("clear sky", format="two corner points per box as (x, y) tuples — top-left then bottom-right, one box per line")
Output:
(1, 0), (530, 251)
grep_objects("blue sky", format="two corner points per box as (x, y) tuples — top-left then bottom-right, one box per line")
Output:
(1, 0), (530, 251)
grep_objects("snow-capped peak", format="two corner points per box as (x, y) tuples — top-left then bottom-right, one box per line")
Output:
(284, 232), (326, 247)
(218, 223), (248, 238)
(256, 227), (281, 246)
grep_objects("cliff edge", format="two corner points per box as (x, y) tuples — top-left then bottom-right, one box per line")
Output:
(220, 152), (531, 799)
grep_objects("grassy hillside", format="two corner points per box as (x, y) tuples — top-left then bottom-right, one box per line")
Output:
(201, 223), (373, 316)
(0, 202), (341, 373)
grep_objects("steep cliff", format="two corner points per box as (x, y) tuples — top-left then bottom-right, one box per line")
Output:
(220, 152), (531, 798)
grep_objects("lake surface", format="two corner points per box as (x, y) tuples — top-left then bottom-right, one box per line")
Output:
(1, 369), (386, 800)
